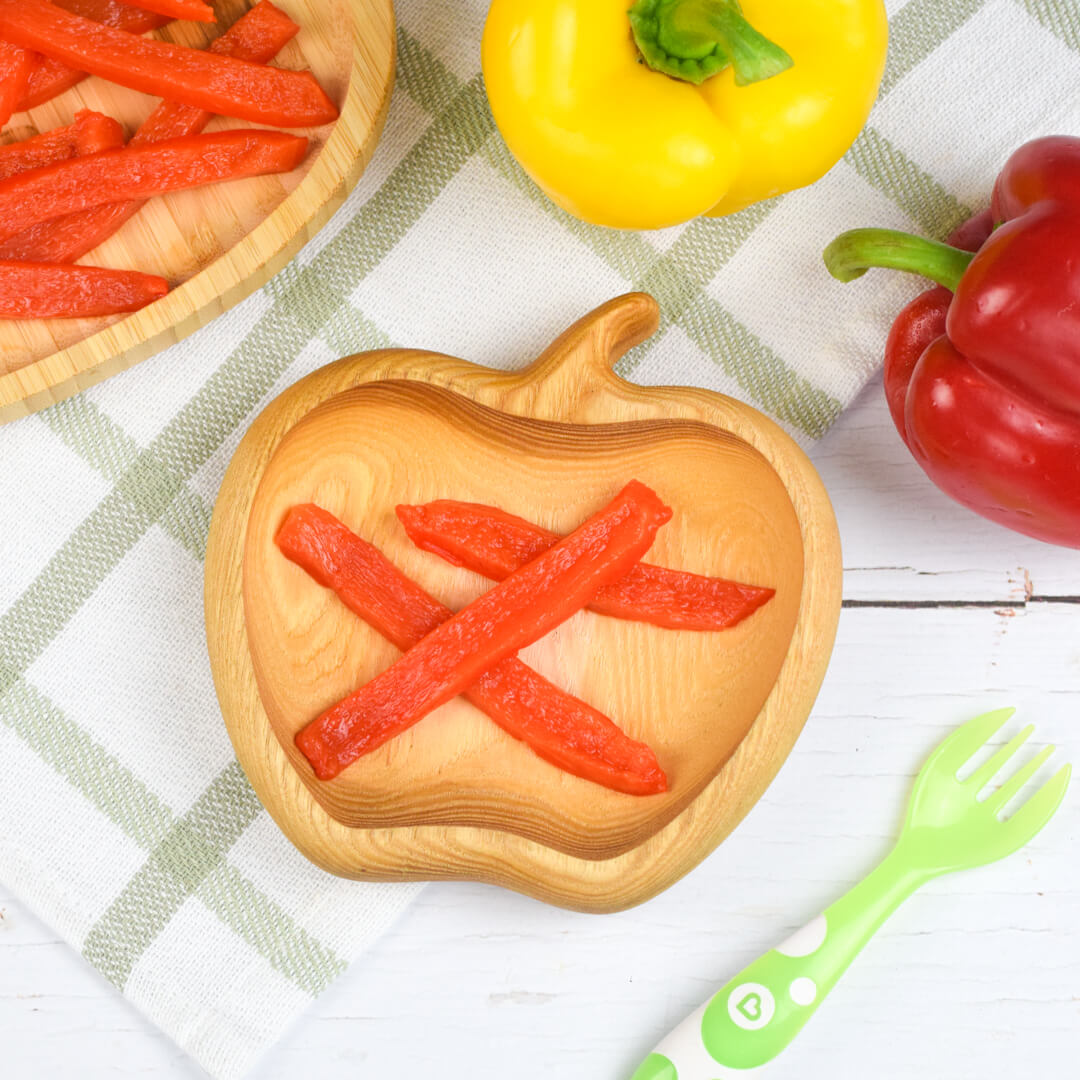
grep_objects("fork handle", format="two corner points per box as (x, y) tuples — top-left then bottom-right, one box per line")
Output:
(631, 847), (927, 1078)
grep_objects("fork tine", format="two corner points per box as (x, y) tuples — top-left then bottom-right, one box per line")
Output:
(999, 764), (1072, 847)
(988, 745), (1056, 814)
(928, 708), (1016, 776)
(968, 723), (1035, 791)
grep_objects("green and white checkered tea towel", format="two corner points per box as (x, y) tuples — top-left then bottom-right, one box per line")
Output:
(2, 0), (1078, 1076)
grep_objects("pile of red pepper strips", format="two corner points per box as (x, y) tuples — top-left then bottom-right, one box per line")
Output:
(277, 481), (775, 796)
(0, 0), (336, 319)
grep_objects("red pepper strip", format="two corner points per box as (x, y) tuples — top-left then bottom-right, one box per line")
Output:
(15, 1), (169, 113)
(0, 110), (123, 181)
(118, 0), (214, 23)
(53, 0), (169, 24)
(396, 501), (775, 631)
(0, 260), (167, 317)
(295, 481), (672, 781)
(0, 130), (308, 246)
(0, 0), (337, 128)
(0, 2), (299, 264)
(277, 505), (667, 795)
(15, 58), (87, 114)
(0, 41), (31, 126)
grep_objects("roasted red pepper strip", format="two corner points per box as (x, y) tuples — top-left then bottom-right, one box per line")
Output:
(0, 130), (307, 245)
(825, 136), (1080, 548)
(0, 2), (299, 264)
(15, 1), (169, 112)
(51, 0), (168, 24)
(0, 261), (167, 318)
(397, 501), (774, 631)
(295, 481), (672, 781)
(277, 505), (667, 795)
(120, 0), (214, 23)
(0, 0), (337, 128)
(16, 58), (87, 113)
(0, 41), (32, 126)
(0, 110), (123, 181)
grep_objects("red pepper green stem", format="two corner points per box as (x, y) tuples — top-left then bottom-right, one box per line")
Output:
(629, 0), (793, 86)
(824, 228), (975, 292)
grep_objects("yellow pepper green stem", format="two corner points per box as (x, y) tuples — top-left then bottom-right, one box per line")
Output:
(481, 0), (889, 229)
(630, 0), (793, 86)
(824, 228), (975, 292)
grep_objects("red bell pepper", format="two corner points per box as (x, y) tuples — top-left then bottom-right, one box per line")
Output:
(824, 135), (1080, 549)
(0, 130), (308, 246)
(0, 110), (123, 181)
(119, 0), (214, 22)
(277, 505), (667, 795)
(295, 480), (672, 781)
(0, 2), (299, 264)
(14, 1), (170, 112)
(0, 0), (337, 128)
(0, 261), (167, 318)
(396, 500), (774, 631)
(0, 41), (31, 126)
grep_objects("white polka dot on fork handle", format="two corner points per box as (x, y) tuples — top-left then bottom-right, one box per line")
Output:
(789, 977), (818, 1007)
(775, 914), (827, 958)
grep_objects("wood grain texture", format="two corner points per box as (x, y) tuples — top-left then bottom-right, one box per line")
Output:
(205, 293), (844, 911)
(245, 386), (803, 858)
(0, 0), (395, 425)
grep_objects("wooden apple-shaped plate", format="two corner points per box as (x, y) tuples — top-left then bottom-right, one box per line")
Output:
(205, 293), (842, 912)
(0, 0), (395, 425)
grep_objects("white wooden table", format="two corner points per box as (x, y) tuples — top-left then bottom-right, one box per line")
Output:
(2, 381), (1077, 1079)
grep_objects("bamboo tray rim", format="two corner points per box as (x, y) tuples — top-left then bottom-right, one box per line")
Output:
(0, 0), (396, 425)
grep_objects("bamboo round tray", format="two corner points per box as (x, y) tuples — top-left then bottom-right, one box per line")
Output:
(0, 0), (395, 425)
(205, 293), (843, 912)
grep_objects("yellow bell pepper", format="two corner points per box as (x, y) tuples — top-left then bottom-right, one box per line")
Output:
(481, 0), (888, 230)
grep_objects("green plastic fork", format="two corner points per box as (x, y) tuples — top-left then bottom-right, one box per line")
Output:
(632, 709), (1071, 1079)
